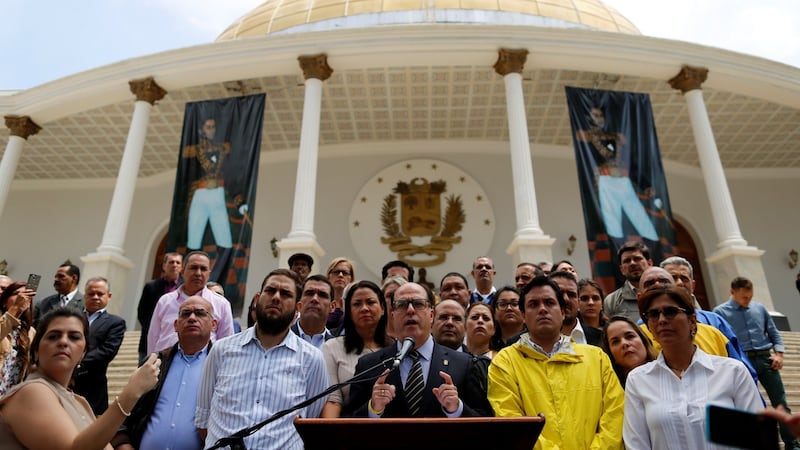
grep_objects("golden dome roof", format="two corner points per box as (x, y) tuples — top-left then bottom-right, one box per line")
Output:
(217, 0), (640, 40)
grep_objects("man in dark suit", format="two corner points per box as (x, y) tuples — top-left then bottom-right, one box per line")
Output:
(33, 262), (84, 327)
(137, 252), (182, 363)
(343, 282), (491, 418)
(72, 276), (126, 415)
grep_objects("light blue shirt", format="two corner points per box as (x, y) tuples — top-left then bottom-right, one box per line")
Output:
(140, 345), (208, 450)
(195, 327), (329, 450)
(714, 299), (785, 353)
(86, 308), (105, 326)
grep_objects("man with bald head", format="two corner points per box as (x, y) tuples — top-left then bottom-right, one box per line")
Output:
(637, 267), (757, 382)
(344, 282), (491, 417)
(432, 300), (467, 351)
(113, 296), (216, 450)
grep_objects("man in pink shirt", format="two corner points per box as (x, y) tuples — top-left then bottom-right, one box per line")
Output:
(147, 251), (234, 354)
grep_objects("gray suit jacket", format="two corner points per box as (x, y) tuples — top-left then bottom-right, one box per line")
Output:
(33, 291), (84, 327)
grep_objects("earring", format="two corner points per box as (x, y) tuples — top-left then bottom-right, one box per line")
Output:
(690, 328), (697, 337)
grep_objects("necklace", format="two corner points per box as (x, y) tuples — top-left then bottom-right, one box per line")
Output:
(663, 346), (696, 379)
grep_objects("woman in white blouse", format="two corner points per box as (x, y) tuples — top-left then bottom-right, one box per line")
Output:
(623, 286), (763, 450)
(321, 280), (391, 417)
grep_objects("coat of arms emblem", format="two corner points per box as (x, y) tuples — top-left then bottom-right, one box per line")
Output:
(381, 178), (465, 266)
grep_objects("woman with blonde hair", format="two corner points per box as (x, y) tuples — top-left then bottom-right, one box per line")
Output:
(326, 257), (355, 331)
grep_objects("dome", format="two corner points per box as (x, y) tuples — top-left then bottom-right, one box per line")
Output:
(217, 0), (640, 40)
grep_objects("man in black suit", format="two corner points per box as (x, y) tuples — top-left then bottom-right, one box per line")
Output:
(137, 252), (182, 363)
(343, 282), (491, 418)
(72, 276), (126, 415)
(33, 262), (84, 327)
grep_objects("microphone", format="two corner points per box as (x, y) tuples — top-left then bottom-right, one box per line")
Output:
(392, 337), (416, 369)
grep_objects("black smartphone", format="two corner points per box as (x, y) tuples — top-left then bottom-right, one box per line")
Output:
(706, 404), (779, 450)
(26, 273), (41, 291)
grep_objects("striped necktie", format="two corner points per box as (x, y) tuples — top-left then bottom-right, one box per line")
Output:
(404, 350), (424, 417)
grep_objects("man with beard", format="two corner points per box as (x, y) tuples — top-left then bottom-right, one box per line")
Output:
(603, 241), (652, 322)
(548, 271), (600, 346)
(290, 274), (335, 347)
(195, 268), (328, 450)
(469, 256), (496, 304)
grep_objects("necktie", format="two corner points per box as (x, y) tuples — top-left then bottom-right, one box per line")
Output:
(405, 350), (424, 416)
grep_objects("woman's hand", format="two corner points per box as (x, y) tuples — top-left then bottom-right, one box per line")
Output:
(126, 353), (161, 398)
(8, 289), (35, 318)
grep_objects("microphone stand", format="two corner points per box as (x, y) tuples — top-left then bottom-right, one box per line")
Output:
(206, 356), (398, 450)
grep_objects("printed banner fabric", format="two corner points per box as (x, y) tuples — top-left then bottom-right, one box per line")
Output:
(166, 94), (265, 316)
(565, 87), (676, 295)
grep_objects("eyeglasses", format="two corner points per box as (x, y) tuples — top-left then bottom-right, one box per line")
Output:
(392, 298), (429, 311)
(179, 308), (211, 319)
(329, 269), (352, 277)
(642, 306), (687, 322)
(496, 301), (519, 310)
(642, 278), (672, 289)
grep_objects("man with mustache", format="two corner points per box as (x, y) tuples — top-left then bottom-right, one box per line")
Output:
(32, 262), (84, 327)
(344, 282), (491, 418)
(196, 269), (328, 450)
(290, 274), (335, 348)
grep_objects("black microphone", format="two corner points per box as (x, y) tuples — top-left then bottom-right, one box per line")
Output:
(392, 336), (416, 369)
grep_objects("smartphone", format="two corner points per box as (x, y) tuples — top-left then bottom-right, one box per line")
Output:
(26, 273), (41, 291)
(706, 404), (779, 450)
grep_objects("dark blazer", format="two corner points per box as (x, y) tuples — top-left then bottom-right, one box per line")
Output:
(290, 321), (335, 346)
(72, 311), (126, 415)
(110, 342), (211, 449)
(343, 340), (492, 418)
(33, 291), (84, 328)
(585, 326), (602, 347)
(137, 278), (172, 355)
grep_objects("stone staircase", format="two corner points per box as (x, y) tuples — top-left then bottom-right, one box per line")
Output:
(106, 330), (800, 413)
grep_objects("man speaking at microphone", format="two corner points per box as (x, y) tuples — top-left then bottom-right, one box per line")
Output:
(343, 282), (492, 418)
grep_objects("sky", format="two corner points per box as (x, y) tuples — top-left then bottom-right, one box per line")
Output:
(1, 0), (798, 90)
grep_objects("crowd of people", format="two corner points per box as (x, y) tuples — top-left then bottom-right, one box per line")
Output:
(1, 242), (799, 449)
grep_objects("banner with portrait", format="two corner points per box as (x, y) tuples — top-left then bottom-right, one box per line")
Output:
(565, 87), (676, 295)
(166, 94), (265, 315)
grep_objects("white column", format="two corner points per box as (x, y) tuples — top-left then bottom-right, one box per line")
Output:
(82, 77), (166, 318)
(0, 116), (41, 221)
(669, 66), (773, 310)
(288, 77), (323, 241)
(278, 54), (333, 267)
(495, 49), (554, 266)
(682, 89), (747, 248)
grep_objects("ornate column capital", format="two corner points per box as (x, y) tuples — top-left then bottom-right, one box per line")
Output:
(668, 65), (708, 93)
(4, 115), (41, 140)
(128, 77), (167, 105)
(494, 49), (529, 76)
(298, 54), (333, 81)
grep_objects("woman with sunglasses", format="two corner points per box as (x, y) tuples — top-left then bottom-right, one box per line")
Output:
(623, 286), (763, 449)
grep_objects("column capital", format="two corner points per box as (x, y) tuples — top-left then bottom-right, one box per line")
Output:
(298, 54), (333, 81)
(668, 65), (708, 93)
(4, 115), (41, 139)
(494, 48), (529, 76)
(128, 77), (167, 104)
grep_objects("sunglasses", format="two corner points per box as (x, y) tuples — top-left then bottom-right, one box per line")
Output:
(179, 308), (211, 319)
(642, 306), (687, 322)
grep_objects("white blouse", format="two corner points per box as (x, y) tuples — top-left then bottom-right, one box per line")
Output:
(321, 337), (380, 405)
(623, 347), (763, 450)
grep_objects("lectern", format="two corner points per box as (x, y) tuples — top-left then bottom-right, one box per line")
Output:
(295, 416), (544, 450)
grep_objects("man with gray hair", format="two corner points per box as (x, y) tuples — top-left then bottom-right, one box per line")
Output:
(72, 276), (127, 415)
(652, 258), (757, 383)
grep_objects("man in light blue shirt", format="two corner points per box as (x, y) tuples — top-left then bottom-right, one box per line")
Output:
(714, 276), (800, 450)
(111, 295), (216, 450)
(195, 269), (328, 450)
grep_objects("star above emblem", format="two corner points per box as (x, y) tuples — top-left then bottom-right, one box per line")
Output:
(353, 221), (360, 227)
(377, 177), (383, 183)
(476, 195), (482, 201)
(431, 164), (437, 170)
(459, 176), (465, 182)
(484, 219), (491, 225)
(406, 163), (412, 169)
(361, 197), (367, 203)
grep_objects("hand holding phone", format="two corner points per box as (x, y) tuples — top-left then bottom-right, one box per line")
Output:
(26, 273), (41, 292)
(706, 404), (779, 450)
